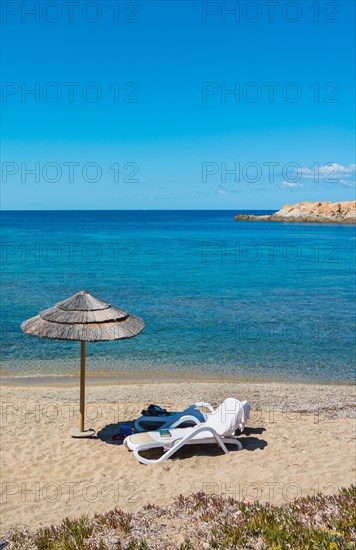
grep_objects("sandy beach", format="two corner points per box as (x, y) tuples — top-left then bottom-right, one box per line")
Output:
(0, 379), (355, 538)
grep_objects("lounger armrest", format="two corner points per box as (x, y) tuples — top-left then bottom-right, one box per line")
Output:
(176, 426), (243, 453)
(185, 425), (218, 437)
(169, 415), (201, 429)
(176, 426), (242, 450)
(193, 402), (215, 413)
(176, 425), (223, 446)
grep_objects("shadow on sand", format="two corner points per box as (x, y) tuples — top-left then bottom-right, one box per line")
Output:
(95, 421), (136, 446)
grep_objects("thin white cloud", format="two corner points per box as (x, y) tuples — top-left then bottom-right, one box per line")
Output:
(280, 181), (304, 189)
(295, 163), (355, 186)
(212, 185), (240, 195)
(339, 179), (355, 187)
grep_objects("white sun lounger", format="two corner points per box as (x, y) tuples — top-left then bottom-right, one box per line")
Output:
(125, 398), (249, 465)
(134, 402), (215, 432)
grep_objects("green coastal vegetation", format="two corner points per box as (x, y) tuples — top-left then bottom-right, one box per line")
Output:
(8, 485), (355, 549)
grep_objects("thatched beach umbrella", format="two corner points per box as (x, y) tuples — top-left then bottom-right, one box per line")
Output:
(21, 290), (144, 437)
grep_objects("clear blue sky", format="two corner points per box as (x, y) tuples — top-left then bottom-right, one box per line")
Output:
(1, 0), (355, 209)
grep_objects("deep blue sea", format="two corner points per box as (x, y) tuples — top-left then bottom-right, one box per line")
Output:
(1, 210), (355, 383)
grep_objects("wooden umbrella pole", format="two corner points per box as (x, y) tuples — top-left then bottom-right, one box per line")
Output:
(79, 341), (86, 432)
(69, 341), (93, 437)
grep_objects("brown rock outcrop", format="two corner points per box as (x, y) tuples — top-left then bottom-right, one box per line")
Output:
(234, 201), (356, 224)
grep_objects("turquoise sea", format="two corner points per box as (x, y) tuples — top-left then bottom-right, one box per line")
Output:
(1, 210), (355, 383)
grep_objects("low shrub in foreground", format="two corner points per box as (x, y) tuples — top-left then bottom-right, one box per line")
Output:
(6, 485), (356, 549)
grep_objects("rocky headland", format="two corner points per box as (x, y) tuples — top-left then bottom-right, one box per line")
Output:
(235, 201), (356, 224)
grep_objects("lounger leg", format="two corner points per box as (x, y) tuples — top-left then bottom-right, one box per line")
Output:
(223, 438), (243, 451)
(212, 433), (231, 454)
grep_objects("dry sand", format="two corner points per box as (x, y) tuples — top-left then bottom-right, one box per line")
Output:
(0, 380), (355, 537)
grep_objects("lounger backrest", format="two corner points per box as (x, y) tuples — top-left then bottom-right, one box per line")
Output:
(204, 397), (244, 436)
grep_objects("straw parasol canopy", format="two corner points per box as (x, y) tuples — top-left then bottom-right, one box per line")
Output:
(21, 290), (144, 437)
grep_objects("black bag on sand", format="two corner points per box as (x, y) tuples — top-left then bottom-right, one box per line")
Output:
(141, 404), (170, 416)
